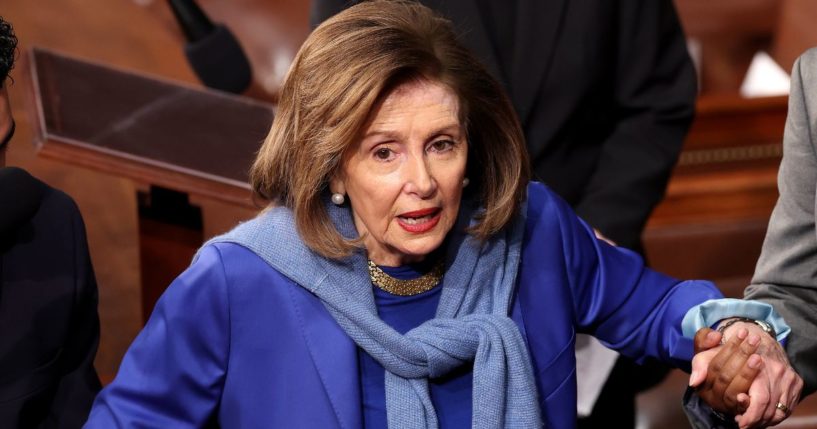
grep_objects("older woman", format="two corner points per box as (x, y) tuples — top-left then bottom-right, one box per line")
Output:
(84, 1), (792, 428)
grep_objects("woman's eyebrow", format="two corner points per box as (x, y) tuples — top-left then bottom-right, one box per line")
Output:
(362, 129), (401, 140)
(362, 121), (462, 141)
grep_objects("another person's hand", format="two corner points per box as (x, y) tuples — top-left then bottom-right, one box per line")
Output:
(691, 324), (804, 428)
(691, 328), (760, 415)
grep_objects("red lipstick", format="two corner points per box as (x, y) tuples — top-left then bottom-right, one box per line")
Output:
(399, 208), (438, 218)
(396, 208), (441, 233)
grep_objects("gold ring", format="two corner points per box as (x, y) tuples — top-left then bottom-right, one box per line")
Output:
(775, 402), (790, 413)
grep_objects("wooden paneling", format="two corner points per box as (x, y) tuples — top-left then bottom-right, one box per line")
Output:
(675, 0), (778, 38)
(645, 94), (786, 283)
(772, 0), (817, 73)
(675, 0), (780, 93)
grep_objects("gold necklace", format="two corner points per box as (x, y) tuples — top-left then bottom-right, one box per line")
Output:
(367, 259), (445, 296)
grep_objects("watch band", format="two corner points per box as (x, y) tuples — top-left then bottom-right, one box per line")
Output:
(717, 317), (776, 339)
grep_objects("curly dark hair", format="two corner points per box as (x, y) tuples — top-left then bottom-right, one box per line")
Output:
(0, 16), (18, 84)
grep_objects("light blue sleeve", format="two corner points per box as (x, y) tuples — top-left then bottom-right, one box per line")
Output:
(681, 298), (791, 342)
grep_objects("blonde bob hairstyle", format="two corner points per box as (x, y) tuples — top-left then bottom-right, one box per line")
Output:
(250, 0), (530, 260)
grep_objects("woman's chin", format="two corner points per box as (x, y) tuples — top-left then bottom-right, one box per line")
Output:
(397, 240), (447, 262)
(369, 238), (445, 266)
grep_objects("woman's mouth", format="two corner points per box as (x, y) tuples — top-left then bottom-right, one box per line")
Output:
(396, 208), (442, 233)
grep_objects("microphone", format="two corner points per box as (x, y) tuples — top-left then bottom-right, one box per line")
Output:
(167, 0), (252, 94)
(0, 167), (45, 237)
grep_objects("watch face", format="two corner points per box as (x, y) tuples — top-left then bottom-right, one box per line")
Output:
(754, 319), (774, 335)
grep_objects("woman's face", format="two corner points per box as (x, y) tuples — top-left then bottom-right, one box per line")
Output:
(332, 79), (468, 266)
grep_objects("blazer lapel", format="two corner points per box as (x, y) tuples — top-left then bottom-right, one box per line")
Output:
(509, 0), (568, 126)
(288, 283), (362, 429)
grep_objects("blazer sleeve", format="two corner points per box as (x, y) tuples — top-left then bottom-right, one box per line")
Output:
(534, 185), (722, 369)
(84, 246), (230, 428)
(744, 49), (817, 396)
(574, 0), (696, 251)
(47, 197), (102, 426)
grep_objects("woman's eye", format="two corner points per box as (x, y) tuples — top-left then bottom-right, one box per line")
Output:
(374, 147), (393, 160)
(429, 139), (455, 152)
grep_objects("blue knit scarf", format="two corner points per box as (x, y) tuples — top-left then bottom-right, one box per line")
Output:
(205, 196), (542, 428)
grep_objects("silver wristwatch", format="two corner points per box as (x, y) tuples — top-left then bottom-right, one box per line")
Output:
(717, 317), (776, 339)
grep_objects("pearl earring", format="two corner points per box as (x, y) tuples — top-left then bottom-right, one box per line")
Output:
(331, 193), (345, 205)
(462, 177), (470, 187)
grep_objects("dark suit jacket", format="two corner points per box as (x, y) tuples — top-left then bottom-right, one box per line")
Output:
(0, 167), (101, 428)
(311, 0), (697, 252)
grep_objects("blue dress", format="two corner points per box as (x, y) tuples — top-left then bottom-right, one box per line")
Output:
(84, 183), (723, 428)
(361, 263), (471, 428)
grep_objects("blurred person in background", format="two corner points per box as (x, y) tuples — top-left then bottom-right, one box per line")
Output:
(0, 15), (101, 428)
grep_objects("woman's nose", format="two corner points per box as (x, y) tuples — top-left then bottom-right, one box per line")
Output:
(404, 155), (437, 198)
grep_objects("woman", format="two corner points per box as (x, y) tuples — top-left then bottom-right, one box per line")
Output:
(84, 1), (789, 427)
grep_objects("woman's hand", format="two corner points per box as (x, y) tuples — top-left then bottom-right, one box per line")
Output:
(691, 325), (804, 428)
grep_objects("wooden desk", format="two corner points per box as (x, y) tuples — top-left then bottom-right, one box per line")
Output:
(25, 47), (272, 321)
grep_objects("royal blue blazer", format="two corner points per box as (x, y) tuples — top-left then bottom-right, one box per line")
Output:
(84, 183), (722, 428)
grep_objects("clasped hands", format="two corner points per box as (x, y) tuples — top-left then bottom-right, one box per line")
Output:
(691, 321), (803, 428)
